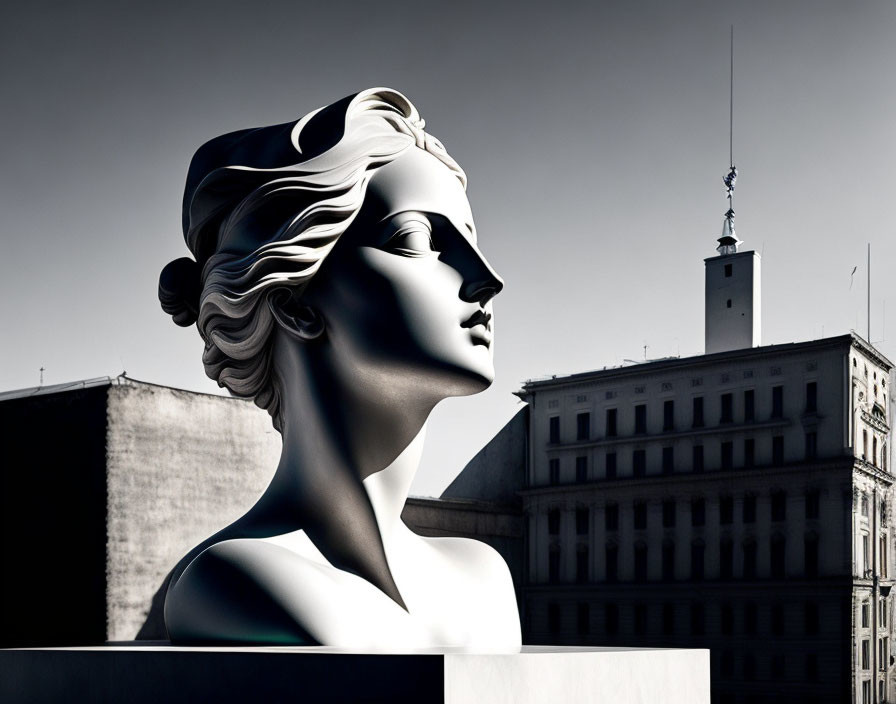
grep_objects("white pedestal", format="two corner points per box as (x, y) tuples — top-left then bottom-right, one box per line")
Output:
(0, 644), (710, 703)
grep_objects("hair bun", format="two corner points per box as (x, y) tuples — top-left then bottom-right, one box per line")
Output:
(159, 257), (201, 326)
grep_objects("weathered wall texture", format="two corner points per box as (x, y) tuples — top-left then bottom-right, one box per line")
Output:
(105, 382), (280, 640)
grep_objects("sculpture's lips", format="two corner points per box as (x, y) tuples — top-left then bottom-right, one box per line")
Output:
(461, 310), (492, 346)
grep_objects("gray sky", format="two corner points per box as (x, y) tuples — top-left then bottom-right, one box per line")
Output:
(2, 1), (894, 496)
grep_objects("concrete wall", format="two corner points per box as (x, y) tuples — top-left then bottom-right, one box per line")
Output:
(106, 381), (280, 640)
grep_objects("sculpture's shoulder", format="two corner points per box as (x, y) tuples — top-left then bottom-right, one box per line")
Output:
(425, 534), (513, 582)
(164, 539), (317, 645)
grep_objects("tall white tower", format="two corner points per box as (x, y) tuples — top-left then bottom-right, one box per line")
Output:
(704, 220), (761, 354)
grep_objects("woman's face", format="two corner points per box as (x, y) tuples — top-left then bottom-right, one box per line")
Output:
(302, 146), (504, 399)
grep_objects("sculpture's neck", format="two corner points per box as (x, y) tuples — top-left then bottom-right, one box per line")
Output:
(250, 333), (437, 609)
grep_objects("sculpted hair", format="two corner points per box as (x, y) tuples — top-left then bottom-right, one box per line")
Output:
(159, 88), (466, 430)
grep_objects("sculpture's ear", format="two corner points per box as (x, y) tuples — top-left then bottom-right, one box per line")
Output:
(268, 288), (325, 342)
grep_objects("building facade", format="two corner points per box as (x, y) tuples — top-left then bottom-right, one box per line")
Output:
(516, 333), (894, 704)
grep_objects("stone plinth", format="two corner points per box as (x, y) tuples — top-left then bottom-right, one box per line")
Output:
(0, 644), (709, 703)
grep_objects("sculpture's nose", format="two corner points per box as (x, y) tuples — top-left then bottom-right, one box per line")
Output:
(461, 250), (504, 306)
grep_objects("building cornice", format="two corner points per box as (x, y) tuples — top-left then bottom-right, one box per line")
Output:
(518, 333), (892, 397)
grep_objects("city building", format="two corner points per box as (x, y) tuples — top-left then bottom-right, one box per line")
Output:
(509, 224), (895, 703)
(517, 332), (892, 704)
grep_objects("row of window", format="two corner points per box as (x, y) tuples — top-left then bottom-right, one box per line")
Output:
(548, 383), (815, 444)
(859, 598), (891, 632)
(545, 433), (816, 484)
(544, 599), (822, 640)
(859, 637), (889, 671)
(545, 533), (820, 583)
(547, 490), (821, 536)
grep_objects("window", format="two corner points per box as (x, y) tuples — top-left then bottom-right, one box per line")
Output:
(549, 458), (559, 484)
(771, 653), (785, 681)
(771, 491), (787, 521)
(605, 544), (618, 582)
(692, 396), (704, 427)
(805, 601), (819, 636)
(772, 385), (784, 418)
(576, 603), (589, 635)
(721, 603), (734, 635)
(805, 432), (817, 459)
(693, 444), (704, 473)
(862, 493), (869, 517)
(863, 429), (869, 460)
(662, 446), (674, 474)
(720, 393), (733, 423)
(772, 435), (784, 465)
(663, 400), (674, 431)
(605, 408), (617, 437)
(805, 534), (819, 577)
(863, 534), (870, 574)
(873, 437), (879, 467)
(743, 541), (757, 578)
(548, 548), (560, 583)
(882, 536), (888, 577)
(691, 541), (705, 580)
(806, 652), (819, 682)
(691, 498), (705, 527)
(605, 603), (619, 635)
(690, 603), (705, 635)
(744, 602), (758, 636)
(806, 489), (820, 519)
(549, 415), (560, 444)
(743, 495), (756, 523)
(771, 603), (785, 636)
(634, 543), (648, 582)
(634, 501), (647, 530)
(863, 680), (871, 704)
(721, 650), (735, 679)
(720, 496), (734, 524)
(633, 449), (646, 477)
(744, 438), (755, 468)
(862, 601), (870, 628)
(744, 389), (755, 422)
(806, 381), (817, 413)
(662, 499), (676, 528)
(635, 604), (647, 636)
(726, 298), (732, 308)
(662, 540), (675, 580)
(575, 456), (587, 483)
(634, 404), (647, 434)
(548, 602), (560, 634)
(662, 603), (675, 635)
(575, 507), (589, 535)
(605, 452), (617, 479)
(721, 441), (734, 470)
(862, 639), (870, 670)
(770, 535), (786, 578)
(724, 263), (732, 277)
(548, 509), (560, 535)
(605, 504), (619, 531)
(576, 547), (588, 583)
(720, 539), (734, 579)
(576, 412), (590, 441)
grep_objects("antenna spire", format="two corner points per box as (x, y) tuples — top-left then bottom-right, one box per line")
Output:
(717, 25), (741, 255)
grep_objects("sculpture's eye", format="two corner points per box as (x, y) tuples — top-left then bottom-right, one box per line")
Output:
(383, 219), (436, 257)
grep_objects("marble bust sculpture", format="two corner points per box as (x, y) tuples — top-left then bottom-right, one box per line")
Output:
(158, 88), (521, 649)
